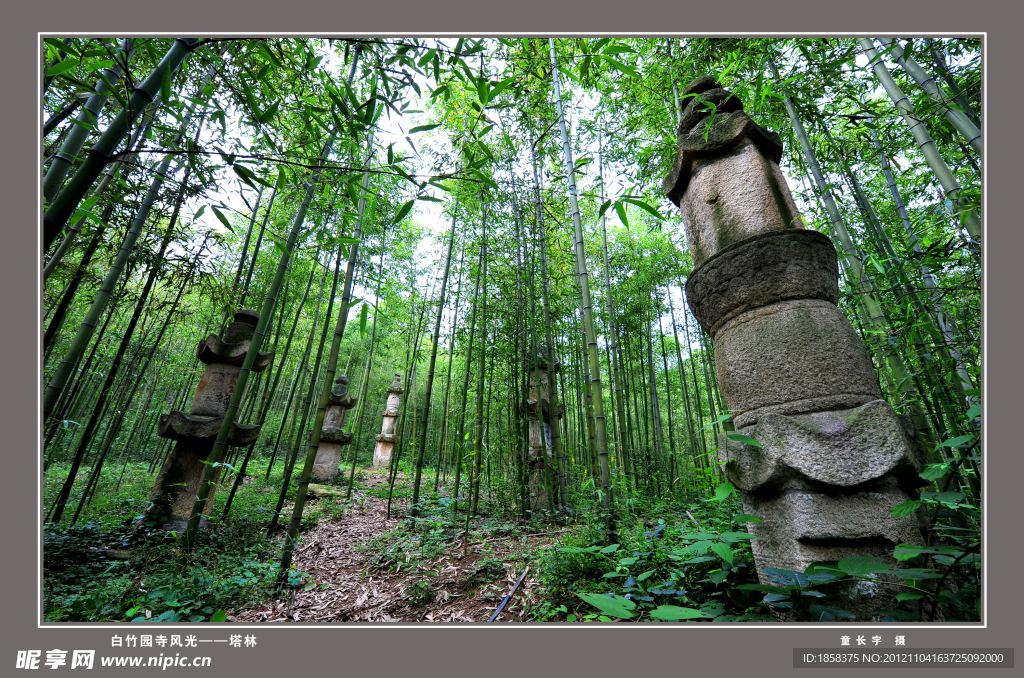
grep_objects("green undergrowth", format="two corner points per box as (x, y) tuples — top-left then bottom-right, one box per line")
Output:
(530, 478), (980, 623)
(42, 458), (361, 622)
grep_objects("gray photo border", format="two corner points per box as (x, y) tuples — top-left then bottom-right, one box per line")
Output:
(15, 0), (1019, 675)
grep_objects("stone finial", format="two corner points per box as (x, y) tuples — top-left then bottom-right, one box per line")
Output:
(663, 77), (784, 212)
(387, 373), (404, 394)
(332, 374), (350, 398)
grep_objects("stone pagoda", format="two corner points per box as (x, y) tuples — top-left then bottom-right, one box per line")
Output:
(521, 348), (564, 513)
(372, 373), (404, 468)
(145, 309), (273, 532)
(310, 375), (358, 479)
(663, 76), (928, 619)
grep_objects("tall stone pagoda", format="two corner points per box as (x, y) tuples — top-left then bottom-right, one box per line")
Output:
(372, 373), (404, 468)
(310, 375), (358, 479)
(145, 309), (273, 532)
(663, 76), (929, 619)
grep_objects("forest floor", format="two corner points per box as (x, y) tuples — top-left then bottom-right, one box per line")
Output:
(232, 468), (556, 623)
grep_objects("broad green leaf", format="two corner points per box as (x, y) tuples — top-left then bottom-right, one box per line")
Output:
(733, 513), (762, 523)
(919, 463), (949, 481)
(965, 404), (980, 419)
(934, 491), (965, 505)
(890, 500), (922, 517)
(837, 556), (890, 577)
(679, 540), (713, 555)
(708, 569), (730, 584)
(649, 605), (705, 620)
(895, 591), (925, 602)
(889, 568), (942, 580)
(710, 543), (734, 565)
(210, 610), (227, 623)
(808, 605), (855, 621)
(726, 432), (761, 448)
(735, 584), (788, 594)
(718, 531), (756, 543)
(359, 302), (368, 338)
(711, 481), (734, 502)
(636, 570), (655, 581)
(336, 237), (361, 245)
(936, 434), (974, 449)
(599, 544), (620, 554)
(577, 593), (636, 619)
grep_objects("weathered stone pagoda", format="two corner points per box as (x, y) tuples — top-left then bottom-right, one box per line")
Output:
(521, 349), (564, 513)
(310, 375), (358, 479)
(146, 309), (273, 532)
(664, 77), (928, 619)
(372, 373), (404, 468)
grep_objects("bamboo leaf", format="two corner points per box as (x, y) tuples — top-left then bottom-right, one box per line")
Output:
(408, 123), (441, 134)
(46, 58), (80, 77)
(161, 62), (172, 106)
(210, 205), (234, 233)
(603, 56), (638, 78)
(726, 432), (761, 448)
(613, 201), (630, 229)
(620, 197), (664, 220)
(936, 434), (974, 449)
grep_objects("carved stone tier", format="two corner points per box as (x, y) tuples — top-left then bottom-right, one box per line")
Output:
(685, 230), (840, 339)
(157, 411), (260, 447)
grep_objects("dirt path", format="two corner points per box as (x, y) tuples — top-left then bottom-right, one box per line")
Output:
(234, 472), (554, 623)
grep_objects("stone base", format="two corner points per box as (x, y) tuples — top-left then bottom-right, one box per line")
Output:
(306, 483), (346, 498)
(720, 400), (930, 621)
(312, 442), (344, 479)
(372, 441), (394, 468)
(136, 514), (211, 534)
(145, 440), (222, 523)
(528, 464), (551, 514)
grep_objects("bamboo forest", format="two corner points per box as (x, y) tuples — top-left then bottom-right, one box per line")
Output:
(41, 37), (981, 624)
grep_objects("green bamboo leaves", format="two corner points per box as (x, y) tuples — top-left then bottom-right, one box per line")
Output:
(44, 38), (200, 251)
